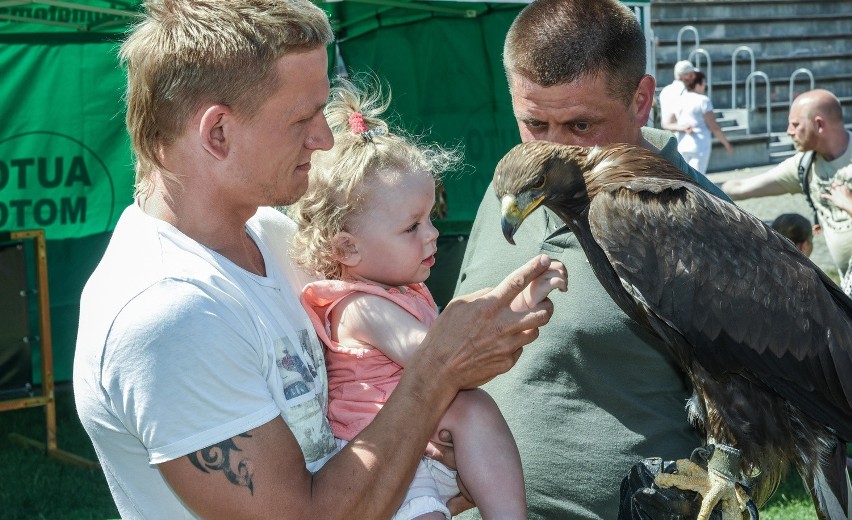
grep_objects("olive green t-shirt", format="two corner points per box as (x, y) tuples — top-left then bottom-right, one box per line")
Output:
(454, 129), (723, 519)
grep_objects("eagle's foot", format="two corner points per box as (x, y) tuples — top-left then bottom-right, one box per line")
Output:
(654, 445), (754, 520)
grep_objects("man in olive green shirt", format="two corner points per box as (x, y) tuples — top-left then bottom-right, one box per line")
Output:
(454, 1), (730, 518)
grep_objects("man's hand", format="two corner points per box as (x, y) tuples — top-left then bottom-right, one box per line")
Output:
(398, 256), (554, 516)
(620, 455), (721, 520)
(412, 254), (556, 393)
(426, 431), (475, 515)
(619, 446), (762, 520)
(511, 258), (567, 312)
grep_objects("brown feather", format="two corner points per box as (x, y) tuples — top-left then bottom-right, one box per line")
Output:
(495, 141), (852, 519)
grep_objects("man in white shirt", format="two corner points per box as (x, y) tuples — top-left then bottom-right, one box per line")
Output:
(72, 1), (556, 518)
(658, 60), (696, 128)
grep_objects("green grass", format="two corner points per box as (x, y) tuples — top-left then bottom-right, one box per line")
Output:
(762, 473), (819, 520)
(0, 384), (839, 519)
(0, 384), (118, 520)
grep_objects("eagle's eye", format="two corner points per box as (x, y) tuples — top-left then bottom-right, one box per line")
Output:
(530, 175), (546, 192)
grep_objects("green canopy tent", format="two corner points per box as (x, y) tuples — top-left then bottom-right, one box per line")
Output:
(0, 1), (139, 386)
(0, 0), (650, 382)
(326, 0), (652, 231)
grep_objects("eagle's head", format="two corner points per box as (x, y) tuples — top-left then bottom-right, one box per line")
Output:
(494, 141), (592, 244)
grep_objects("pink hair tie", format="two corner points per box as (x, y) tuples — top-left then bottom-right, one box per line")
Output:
(348, 112), (387, 142)
(348, 112), (368, 134)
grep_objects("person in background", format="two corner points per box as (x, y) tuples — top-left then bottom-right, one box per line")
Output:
(291, 78), (567, 520)
(770, 213), (814, 257)
(722, 89), (852, 281)
(72, 1), (555, 518)
(658, 59), (695, 128)
(663, 70), (734, 174)
(454, 0), (732, 518)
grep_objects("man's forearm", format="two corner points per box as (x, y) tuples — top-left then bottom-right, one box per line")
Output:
(316, 255), (553, 518)
(317, 361), (457, 519)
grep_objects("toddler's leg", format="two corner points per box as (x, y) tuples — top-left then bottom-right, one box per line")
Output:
(436, 388), (526, 519)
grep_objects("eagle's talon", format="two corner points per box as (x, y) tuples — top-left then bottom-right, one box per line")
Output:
(737, 484), (759, 520)
(654, 459), (710, 494)
(655, 457), (754, 520)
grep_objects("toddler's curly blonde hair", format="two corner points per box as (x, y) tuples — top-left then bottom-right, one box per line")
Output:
(289, 76), (460, 280)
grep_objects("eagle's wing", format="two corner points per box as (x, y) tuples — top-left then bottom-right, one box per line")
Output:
(588, 177), (852, 437)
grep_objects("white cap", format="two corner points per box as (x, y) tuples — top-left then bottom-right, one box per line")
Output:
(674, 60), (695, 77)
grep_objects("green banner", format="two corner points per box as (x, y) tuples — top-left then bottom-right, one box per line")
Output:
(0, 37), (132, 383)
(0, 1), (139, 35)
(331, 3), (524, 233)
(0, 41), (134, 240)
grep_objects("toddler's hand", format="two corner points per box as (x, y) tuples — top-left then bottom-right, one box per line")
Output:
(511, 258), (567, 312)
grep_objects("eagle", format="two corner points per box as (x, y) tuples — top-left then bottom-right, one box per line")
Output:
(495, 141), (852, 520)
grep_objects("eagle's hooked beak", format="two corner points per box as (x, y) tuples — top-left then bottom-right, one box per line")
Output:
(501, 192), (545, 245)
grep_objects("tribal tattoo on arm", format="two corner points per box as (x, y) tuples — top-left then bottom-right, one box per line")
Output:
(187, 433), (256, 494)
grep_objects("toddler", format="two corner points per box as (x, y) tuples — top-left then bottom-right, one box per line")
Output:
(290, 78), (566, 520)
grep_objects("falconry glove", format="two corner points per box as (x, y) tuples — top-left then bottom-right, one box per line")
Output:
(618, 447), (722, 520)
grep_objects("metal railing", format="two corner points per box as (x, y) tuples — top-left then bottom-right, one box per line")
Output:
(789, 68), (815, 106)
(745, 71), (771, 135)
(676, 25), (700, 62)
(731, 46), (756, 109)
(688, 48), (712, 99)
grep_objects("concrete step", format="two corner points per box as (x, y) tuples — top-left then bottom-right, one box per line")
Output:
(667, 73), (852, 110)
(652, 11), (852, 41)
(651, 0), (852, 172)
(723, 127), (750, 138)
(715, 108), (748, 126)
(768, 132), (795, 163)
(654, 34), (852, 65)
(715, 117), (748, 136)
(739, 95), (852, 133)
(650, 0), (852, 112)
(651, 0), (852, 21)
(712, 109), (749, 137)
(655, 51), (852, 84)
(706, 133), (771, 173)
(653, 17), (852, 42)
(711, 108), (747, 127)
(717, 119), (739, 130)
(768, 135), (793, 152)
(769, 149), (796, 163)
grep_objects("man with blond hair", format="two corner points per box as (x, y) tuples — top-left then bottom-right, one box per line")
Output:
(73, 1), (555, 517)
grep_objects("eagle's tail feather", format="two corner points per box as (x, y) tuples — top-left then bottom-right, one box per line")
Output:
(803, 440), (850, 520)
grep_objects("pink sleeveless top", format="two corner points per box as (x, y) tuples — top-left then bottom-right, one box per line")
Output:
(300, 280), (438, 440)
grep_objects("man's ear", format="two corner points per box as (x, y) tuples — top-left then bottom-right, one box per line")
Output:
(199, 104), (232, 160)
(332, 232), (361, 267)
(633, 74), (656, 127)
